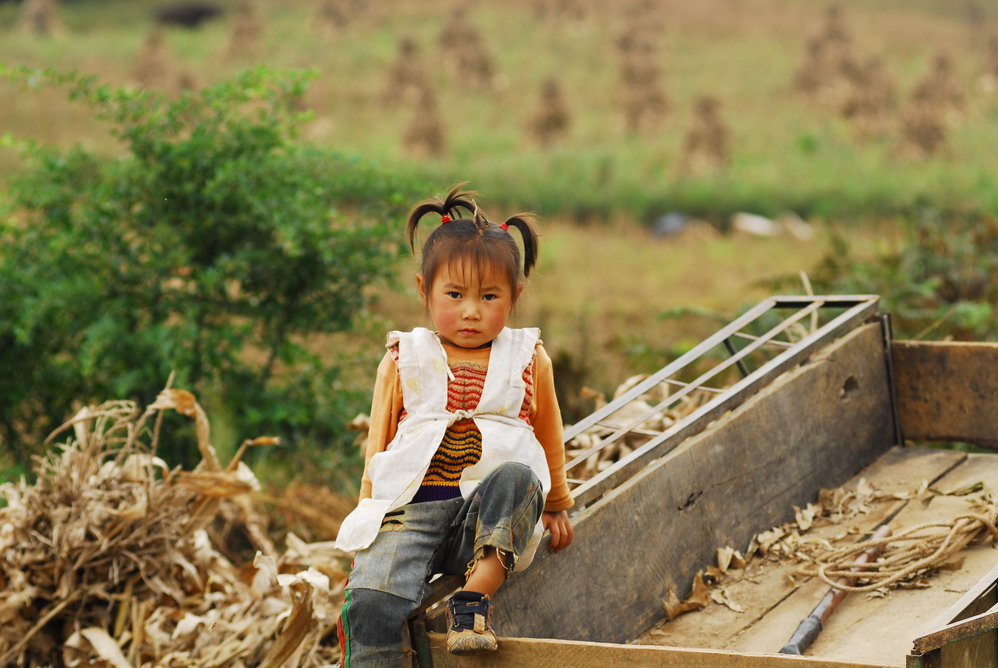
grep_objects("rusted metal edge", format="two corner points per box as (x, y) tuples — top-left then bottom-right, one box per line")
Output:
(569, 296), (880, 510)
(910, 607), (998, 655)
(880, 313), (905, 448)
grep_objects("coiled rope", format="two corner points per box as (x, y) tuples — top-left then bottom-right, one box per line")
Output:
(802, 509), (998, 593)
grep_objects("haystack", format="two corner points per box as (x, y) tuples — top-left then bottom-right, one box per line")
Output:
(403, 87), (446, 157)
(315, 0), (348, 39)
(840, 55), (897, 141)
(132, 26), (199, 97)
(133, 26), (172, 91)
(899, 101), (948, 159)
(15, 0), (65, 37)
(793, 5), (854, 106)
(438, 6), (472, 69)
(616, 7), (669, 135)
(225, 0), (264, 62)
(438, 10), (503, 91)
(528, 77), (571, 147)
(382, 36), (432, 105)
(981, 34), (998, 93)
(678, 95), (730, 174)
(912, 53), (965, 121)
(0, 387), (348, 666)
(621, 57), (669, 135)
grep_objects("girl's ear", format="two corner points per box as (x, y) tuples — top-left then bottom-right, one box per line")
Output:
(514, 282), (525, 303)
(416, 273), (428, 306)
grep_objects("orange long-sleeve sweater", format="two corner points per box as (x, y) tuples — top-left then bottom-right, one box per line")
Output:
(359, 340), (574, 513)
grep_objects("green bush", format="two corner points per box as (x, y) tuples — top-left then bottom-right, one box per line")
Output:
(809, 210), (997, 341)
(0, 66), (417, 477)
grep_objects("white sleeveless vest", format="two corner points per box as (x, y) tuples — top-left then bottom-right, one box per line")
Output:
(335, 327), (551, 570)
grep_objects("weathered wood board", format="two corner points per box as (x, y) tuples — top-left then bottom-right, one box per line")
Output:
(892, 341), (998, 448)
(721, 453), (998, 666)
(426, 633), (891, 668)
(637, 446), (967, 653)
(490, 322), (897, 643)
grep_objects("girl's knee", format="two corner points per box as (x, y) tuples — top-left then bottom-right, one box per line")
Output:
(476, 462), (543, 525)
(488, 461), (539, 490)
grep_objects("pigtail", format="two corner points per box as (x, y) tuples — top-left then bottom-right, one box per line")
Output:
(500, 214), (540, 276)
(405, 183), (479, 251)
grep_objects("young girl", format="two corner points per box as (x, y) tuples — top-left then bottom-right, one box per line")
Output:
(335, 186), (574, 666)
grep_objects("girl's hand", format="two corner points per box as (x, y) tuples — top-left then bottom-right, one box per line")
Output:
(541, 510), (573, 552)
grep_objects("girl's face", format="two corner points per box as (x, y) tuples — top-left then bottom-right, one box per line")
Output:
(416, 260), (523, 349)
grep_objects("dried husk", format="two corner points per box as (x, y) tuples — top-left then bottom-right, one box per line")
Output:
(0, 387), (347, 666)
(565, 374), (713, 481)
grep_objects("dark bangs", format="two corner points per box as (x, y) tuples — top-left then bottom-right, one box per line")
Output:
(421, 220), (522, 295)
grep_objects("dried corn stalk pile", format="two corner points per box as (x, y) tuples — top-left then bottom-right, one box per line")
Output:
(0, 388), (349, 667)
(565, 374), (715, 481)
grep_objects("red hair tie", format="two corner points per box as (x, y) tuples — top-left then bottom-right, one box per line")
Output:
(499, 222), (509, 230)
(440, 215), (452, 223)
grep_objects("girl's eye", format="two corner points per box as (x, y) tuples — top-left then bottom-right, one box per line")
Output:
(446, 291), (461, 299)
(482, 294), (498, 301)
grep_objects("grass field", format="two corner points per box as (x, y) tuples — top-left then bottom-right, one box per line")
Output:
(2, 0), (998, 219)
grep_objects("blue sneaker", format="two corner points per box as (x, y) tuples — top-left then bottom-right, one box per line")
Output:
(446, 591), (498, 654)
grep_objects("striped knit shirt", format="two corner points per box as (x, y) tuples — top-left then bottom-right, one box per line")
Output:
(387, 345), (535, 502)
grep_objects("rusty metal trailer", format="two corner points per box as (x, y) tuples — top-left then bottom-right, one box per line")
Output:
(408, 296), (997, 668)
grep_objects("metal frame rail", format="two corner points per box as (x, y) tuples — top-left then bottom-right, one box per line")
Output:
(564, 294), (880, 510)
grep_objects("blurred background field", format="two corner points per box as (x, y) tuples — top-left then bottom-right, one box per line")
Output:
(1, 0), (996, 489)
(3, 0), (998, 217)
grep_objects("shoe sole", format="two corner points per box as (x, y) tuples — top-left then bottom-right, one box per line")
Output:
(448, 636), (498, 654)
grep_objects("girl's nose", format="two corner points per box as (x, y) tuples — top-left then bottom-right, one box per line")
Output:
(462, 302), (480, 319)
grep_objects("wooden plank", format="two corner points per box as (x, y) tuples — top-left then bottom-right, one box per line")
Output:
(636, 446), (967, 653)
(892, 341), (998, 449)
(425, 632), (892, 668)
(489, 323), (896, 643)
(730, 453), (998, 666)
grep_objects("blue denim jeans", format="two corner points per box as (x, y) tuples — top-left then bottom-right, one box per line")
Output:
(339, 462), (543, 667)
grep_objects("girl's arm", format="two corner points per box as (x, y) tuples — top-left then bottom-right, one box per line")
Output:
(531, 344), (573, 512)
(531, 344), (574, 550)
(358, 351), (403, 501)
